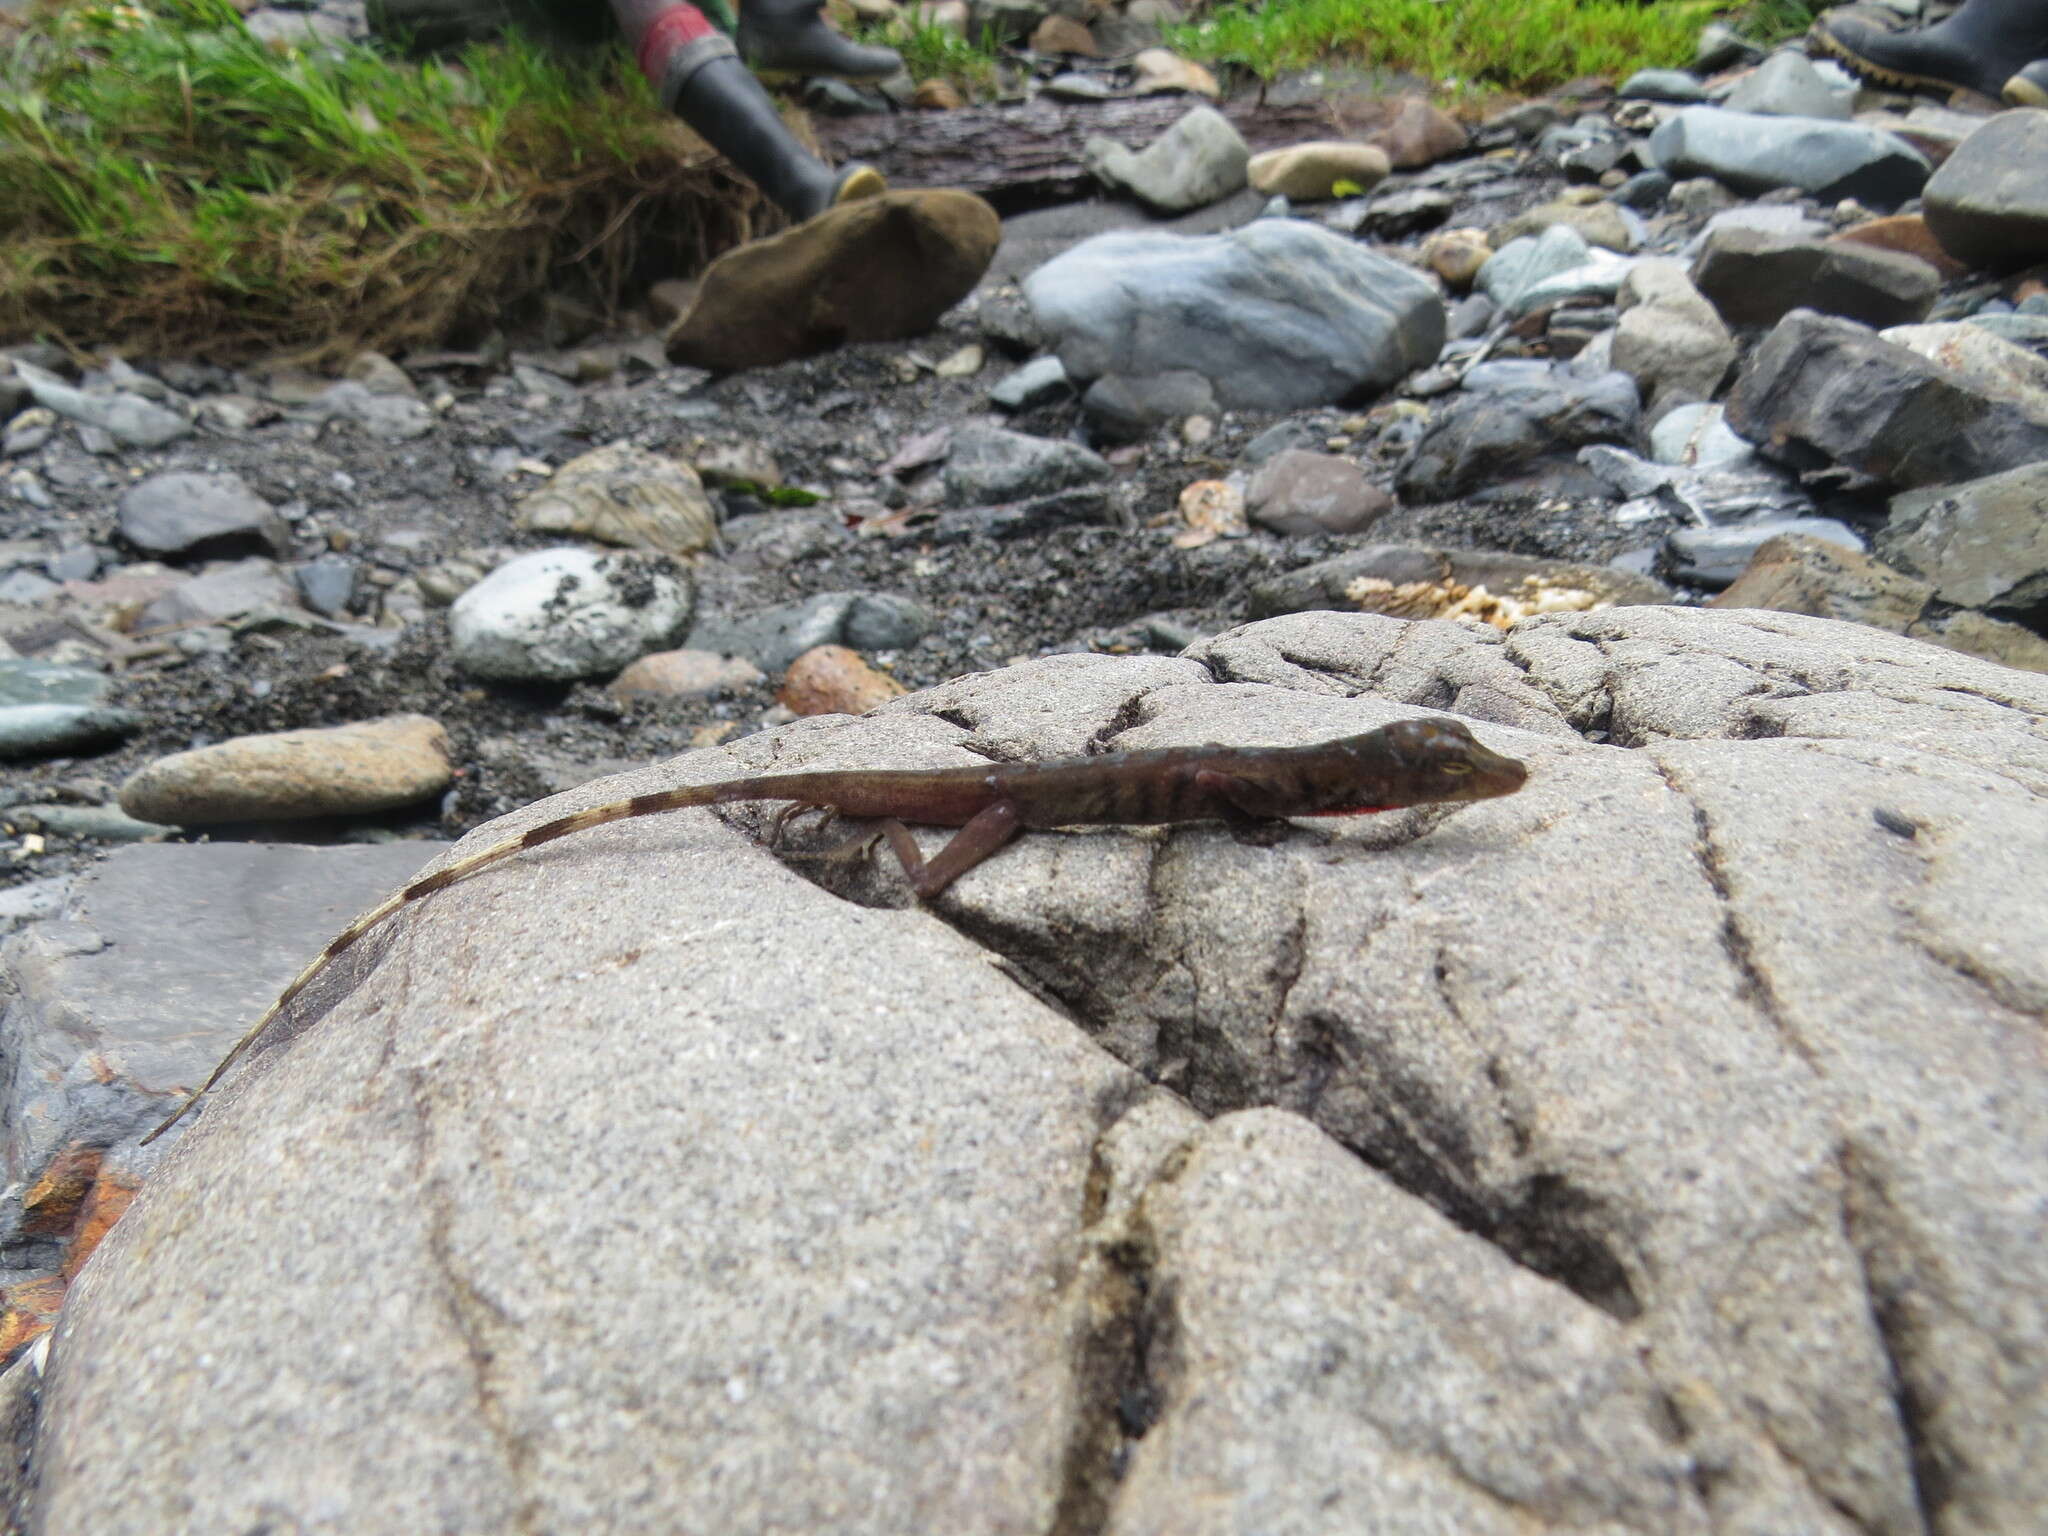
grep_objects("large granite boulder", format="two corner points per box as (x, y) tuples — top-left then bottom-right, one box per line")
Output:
(16, 609), (2048, 1535)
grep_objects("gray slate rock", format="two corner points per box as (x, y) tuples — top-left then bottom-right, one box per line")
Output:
(1649, 401), (1764, 469)
(11, 362), (191, 450)
(294, 554), (358, 617)
(1024, 220), (1445, 412)
(20, 610), (2048, 1534)
(448, 547), (694, 683)
(134, 558), (300, 632)
(1618, 67), (1705, 102)
(1690, 225), (1940, 329)
(1478, 224), (1592, 310)
(1397, 363), (1641, 502)
(0, 705), (141, 760)
(1722, 49), (1856, 119)
(0, 659), (114, 709)
(1724, 308), (2048, 489)
(1084, 105), (1250, 214)
(1648, 107), (1931, 205)
(117, 471), (289, 561)
(1877, 461), (2048, 612)
(1612, 258), (1737, 420)
(687, 590), (934, 674)
(941, 423), (1110, 505)
(1080, 372), (1216, 443)
(1922, 108), (2048, 273)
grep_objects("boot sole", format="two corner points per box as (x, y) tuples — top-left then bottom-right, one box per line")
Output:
(1808, 27), (1981, 96)
(834, 165), (887, 205)
(2008, 72), (2048, 105)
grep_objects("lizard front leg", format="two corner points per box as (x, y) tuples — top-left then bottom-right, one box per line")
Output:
(880, 799), (1023, 898)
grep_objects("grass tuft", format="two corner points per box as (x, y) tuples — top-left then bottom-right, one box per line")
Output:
(1161, 0), (1721, 95)
(0, 0), (762, 363)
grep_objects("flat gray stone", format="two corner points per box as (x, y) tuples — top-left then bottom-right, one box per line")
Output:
(1691, 226), (1940, 329)
(1878, 461), (2048, 611)
(0, 660), (114, 710)
(1397, 363), (1641, 502)
(1922, 108), (2048, 272)
(940, 423), (1110, 506)
(11, 361), (190, 450)
(134, 558), (300, 631)
(1025, 220), (1445, 412)
(1619, 67), (1706, 102)
(686, 590), (934, 674)
(116, 471), (288, 561)
(1648, 106), (1931, 205)
(0, 704), (141, 759)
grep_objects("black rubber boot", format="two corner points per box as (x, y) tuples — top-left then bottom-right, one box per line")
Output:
(2007, 56), (2048, 101)
(737, 0), (903, 81)
(667, 47), (886, 221)
(1810, 0), (2048, 98)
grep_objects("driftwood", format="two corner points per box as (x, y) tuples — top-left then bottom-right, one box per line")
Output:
(816, 96), (1372, 208)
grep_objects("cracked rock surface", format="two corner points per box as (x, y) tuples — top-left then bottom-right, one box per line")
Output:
(24, 606), (2048, 1536)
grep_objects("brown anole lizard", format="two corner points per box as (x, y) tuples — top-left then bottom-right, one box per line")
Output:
(141, 717), (1526, 1144)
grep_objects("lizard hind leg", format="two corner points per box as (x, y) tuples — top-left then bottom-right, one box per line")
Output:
(766, 800), (838, 849)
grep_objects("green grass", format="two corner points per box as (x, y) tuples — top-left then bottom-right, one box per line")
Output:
(0, 0), (759, 361)
(1161, 0), (1722, 95)
(861, 16), (1003, 96)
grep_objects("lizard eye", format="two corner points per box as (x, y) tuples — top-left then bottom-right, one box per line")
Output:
(1441, 761), (1472, 775)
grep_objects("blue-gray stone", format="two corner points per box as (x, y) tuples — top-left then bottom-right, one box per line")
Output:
(1722, 51), (1856, 120)
(1083, 106), (1250, 215)
(941, 424), (1110, 507)
(294, 554), (358, 618)
(1479, 226), (1592, 311)
(1648, 108), (1930, 205)
(0, 659), (116, 709)
(1024, 220), (1445, 412)
(0, 705), (141, 759)
(1620, 69), (1706, 103)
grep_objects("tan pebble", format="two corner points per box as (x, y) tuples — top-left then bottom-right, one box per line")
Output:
(118, 714), (452, 825)
(912, 77), (965, 109)
(691, 721), (740, 748)
(1029, 14), (1097, 54)
(1173, 479), (1247, 548)
(515, 442), (717, 556)
(1181, 415), (1214, 446)
(778, 646), (907, 716)
(1131, 47), (1220, 98)
(610, 648), (767, 701)
(1246, 141), (1392, 201)
(933, 343), (984, 377)
(1423, 227), (1491, 291)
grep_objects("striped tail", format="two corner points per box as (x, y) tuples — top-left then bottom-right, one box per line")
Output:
(139, 782), (735, 1145)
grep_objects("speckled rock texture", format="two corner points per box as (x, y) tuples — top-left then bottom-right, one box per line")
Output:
(25, 607), (2048, 1536)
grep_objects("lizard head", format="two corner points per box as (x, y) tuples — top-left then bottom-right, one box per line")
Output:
(1324, 718), (1529, 811)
